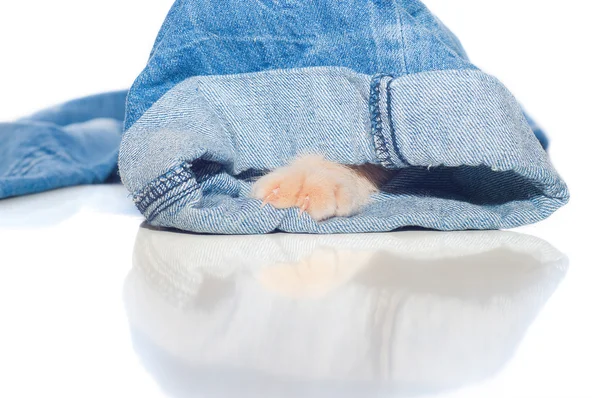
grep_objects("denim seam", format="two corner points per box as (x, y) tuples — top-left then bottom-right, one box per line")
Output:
(386, 78), (410, 166)
(132, 163), (195, 215)
(369, 73), (395, 168)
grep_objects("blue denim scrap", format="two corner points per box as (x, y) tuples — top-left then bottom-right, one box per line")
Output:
(0, 0), (569, 234)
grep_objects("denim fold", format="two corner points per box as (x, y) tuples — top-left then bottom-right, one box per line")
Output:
(119, 67), (568, 234)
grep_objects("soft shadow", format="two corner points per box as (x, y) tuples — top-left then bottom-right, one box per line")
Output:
(379, 166), (544, 206)
(0, 184), (140, 228)
(123, 228), (568, 398)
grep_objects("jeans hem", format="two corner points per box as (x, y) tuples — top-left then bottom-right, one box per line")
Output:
(132, 163), (195, 217)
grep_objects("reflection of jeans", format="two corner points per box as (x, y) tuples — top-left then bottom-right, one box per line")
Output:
(124, 228), (568, 396)
(0, 0), (569, 234)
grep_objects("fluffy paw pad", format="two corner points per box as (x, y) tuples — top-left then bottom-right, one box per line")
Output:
(251, 155), (376, 221)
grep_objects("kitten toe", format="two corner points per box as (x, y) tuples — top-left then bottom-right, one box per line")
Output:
(252, 154), (387, 221)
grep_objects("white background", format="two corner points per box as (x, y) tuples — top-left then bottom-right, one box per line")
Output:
(0, 1), (599, 397)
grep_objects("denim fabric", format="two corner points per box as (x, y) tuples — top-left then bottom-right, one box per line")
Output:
(118, 0), (569, 234)
(124, 0), (474, 131)
(0, 91), (127, 199)
(0, 0), (568, 234)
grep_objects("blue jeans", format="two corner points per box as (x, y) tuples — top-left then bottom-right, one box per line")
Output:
(0, 91), (126, 199)
(1, 0), (569, 234)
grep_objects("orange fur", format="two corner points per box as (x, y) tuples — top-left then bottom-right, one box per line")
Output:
(251, 154), (392, 221)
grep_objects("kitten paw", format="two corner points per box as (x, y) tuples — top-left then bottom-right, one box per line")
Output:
(251, 155), (377, 221)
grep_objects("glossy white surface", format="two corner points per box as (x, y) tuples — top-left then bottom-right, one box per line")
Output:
(0, 183), (598, 398)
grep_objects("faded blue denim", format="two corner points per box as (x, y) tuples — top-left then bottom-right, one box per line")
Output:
(0, 91), (126, 199)
(1, 0), (569, 234)
(118, 0), (569, 233)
